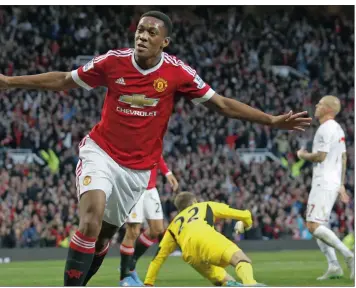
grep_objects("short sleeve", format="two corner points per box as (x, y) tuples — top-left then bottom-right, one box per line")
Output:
(176, 62), (215, 105)
(71, 53), (109, 90)
(340, 131), (346, 153)
(317, 126), (333, 153)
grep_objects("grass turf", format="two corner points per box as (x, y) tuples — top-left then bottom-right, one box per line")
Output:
(0, 250), (354, 286)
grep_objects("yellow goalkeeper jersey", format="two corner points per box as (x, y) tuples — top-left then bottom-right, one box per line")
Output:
(144, 201), (252, 285)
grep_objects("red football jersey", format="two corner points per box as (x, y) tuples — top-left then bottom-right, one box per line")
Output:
(71, 48), (215, 170)
(147, 155), (171, 189)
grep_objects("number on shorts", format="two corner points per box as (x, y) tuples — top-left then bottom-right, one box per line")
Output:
(155, 202), (161, 213)
(307, 204), (315, 217)
(174, 207), (200, 235)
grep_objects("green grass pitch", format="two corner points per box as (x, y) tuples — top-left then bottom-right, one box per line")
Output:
(0, 250), (354, 286)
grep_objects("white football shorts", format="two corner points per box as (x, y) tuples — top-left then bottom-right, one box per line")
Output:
(127, 187), (163, 223)
(306, 183), (339, 224)
(75, 136), (151, 228)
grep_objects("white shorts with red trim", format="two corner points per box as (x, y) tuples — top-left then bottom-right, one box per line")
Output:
(126, 187), (163, 223)
(306, 183), (339, 224)
(75, 136), (152, 228)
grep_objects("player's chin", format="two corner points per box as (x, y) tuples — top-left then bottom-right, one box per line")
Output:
(135, 48), (151, 58)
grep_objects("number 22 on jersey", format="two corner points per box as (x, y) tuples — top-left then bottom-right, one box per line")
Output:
(174, 207), (200, 235)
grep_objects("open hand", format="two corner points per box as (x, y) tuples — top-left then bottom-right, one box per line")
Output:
(272, 111), (312, 131)
(297, 148), (308, 160)
(339, 185), (350, 204)
(166, 174), (179, 192)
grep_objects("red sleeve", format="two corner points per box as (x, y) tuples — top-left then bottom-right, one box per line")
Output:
(158, 156), (171, 176)
(176, 61), (215, 105)
(70, 51), (112, 90)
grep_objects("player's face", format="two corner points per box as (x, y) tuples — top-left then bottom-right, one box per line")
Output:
(315, 100), (323, 118)
(135, 17), (169, 59)
(315, 99), (330, 118)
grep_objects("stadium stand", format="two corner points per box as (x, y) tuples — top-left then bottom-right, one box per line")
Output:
(0, 6), (354, 248)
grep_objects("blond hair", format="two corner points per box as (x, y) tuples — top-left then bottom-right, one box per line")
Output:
(174, 191), (197, 211)
(322, 95), (341, 116)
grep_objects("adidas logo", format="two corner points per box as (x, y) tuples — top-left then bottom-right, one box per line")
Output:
(116, 77), (126, 85)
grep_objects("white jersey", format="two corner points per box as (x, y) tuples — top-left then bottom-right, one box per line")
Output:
(312, 119), (346, 188)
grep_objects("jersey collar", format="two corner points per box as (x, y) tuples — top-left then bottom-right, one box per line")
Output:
(131, 50), (164, 75)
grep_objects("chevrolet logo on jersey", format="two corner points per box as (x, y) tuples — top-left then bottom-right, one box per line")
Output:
(119, 94), (159, 109)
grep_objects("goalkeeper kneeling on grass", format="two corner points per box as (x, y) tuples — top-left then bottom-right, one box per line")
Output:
(144, 192), (264, 287)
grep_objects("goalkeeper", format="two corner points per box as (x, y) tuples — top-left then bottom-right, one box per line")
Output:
(144, 192), (263, 287)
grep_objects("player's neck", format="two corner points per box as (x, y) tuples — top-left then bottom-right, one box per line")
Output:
(319, 114), (334, 124)
(134, 53), (162, 70)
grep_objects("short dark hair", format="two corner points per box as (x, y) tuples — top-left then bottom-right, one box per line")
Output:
(140, 11), (173, 37)
(174, 192), (196, 212)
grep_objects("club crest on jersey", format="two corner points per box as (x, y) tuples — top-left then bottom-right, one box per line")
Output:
(153, 77), (168, 93)
(131, 212), (137, 219)
(83, 60), (94, 72)
(119, 94), (159, 109)
(83, 176), (91, 186)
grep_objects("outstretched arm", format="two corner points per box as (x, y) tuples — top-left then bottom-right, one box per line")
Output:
(0, 51), (113, 92)
(0, 72), (78, 91)
(204, 93), (273, 125)
(176, 62), (311, 131)
(144, 230), (177, 286)
(204, 93), (312, 131)
(208, 202), (253, 228)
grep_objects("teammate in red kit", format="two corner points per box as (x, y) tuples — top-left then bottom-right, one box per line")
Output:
(119, 155), (178, 286)
(0, 11), (312, 287)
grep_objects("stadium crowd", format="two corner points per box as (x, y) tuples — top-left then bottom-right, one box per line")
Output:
(0, 6), (354, 248)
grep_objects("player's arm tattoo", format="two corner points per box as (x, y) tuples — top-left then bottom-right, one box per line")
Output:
(341, 152), (347, 185)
